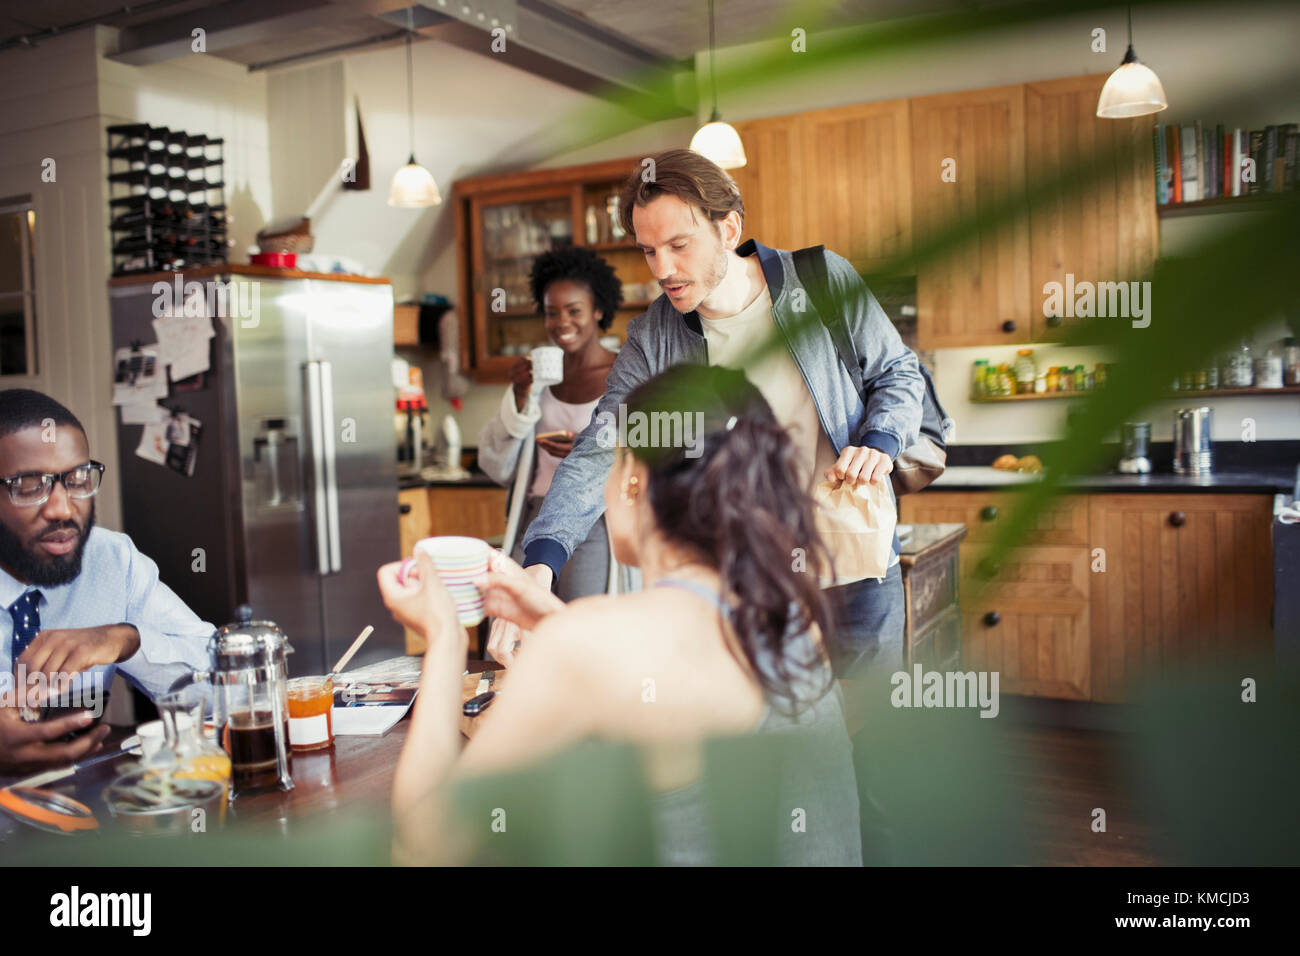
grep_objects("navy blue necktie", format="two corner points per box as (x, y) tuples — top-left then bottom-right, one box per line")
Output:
(8, 590), (42, 660)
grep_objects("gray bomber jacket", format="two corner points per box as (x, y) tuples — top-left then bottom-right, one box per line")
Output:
(521, 238), (925, 581)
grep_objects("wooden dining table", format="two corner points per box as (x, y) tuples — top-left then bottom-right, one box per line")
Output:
(0, 659), (503, 853)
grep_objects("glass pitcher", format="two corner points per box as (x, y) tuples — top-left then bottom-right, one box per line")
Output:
(207, 607), (295, 796)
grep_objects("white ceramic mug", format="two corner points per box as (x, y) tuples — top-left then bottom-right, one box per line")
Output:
(530, 346), (564, 387)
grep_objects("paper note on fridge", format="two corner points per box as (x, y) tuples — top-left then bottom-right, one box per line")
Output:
(112, 346), (166, 406)
(135, 422), (169, 465)
(119, 401), (169, 426)
(153, 312), (214, 382)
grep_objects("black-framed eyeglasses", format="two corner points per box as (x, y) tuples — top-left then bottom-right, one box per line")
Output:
(1, 461), (105, 507)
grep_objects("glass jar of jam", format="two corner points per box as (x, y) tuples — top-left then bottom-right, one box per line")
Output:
(287, 676), (335, 752)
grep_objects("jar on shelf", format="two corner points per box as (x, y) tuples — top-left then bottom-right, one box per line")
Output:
(1255, 343), (1284, 388)
(1013, 349), (1037, 395)
(1227, 339), (1254, 388)
(1283, 336), (1300, 386)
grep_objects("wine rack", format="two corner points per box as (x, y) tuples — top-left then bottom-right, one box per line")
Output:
(106, 124), (228, 276)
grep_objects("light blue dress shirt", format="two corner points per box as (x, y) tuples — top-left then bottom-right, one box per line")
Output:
(1, 527), (214, 702)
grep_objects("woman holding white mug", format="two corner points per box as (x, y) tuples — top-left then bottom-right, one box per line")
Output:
(477, 247), (621, 604)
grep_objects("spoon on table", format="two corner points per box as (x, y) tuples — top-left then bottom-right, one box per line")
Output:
(327, 625), (374, 682)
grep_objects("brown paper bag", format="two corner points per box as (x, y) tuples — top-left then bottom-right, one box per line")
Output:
(813, 478), (897, 581)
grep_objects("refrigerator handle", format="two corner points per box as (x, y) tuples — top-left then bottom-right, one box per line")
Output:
(304, 361), (331, 576)
(318, 360), (343, 574)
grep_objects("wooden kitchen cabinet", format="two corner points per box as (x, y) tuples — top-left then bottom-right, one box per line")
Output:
(961, 546), (1091, 700)
(1025, 74), (1159, 342)
(1088, 494), (1274, 703)
(900, 490), (1089, 547)
(901, 491), (1091, 699)
(910, 83), (1031, 349)
(800, 99), (914, 272)
(727, 99), (916, 270)
(903, 489), (1276, 703)
(428, 485), (508, 541)
(727, 117), (808, 254)
(452, 157), (658, 383)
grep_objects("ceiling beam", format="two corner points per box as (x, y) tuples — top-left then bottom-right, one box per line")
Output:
(401, 0), (692, 118)
(106, 0), (414, 65)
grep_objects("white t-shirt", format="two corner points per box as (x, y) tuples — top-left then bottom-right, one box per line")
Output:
(699, 287), (839, 492)
(699, 286), (896, 584)
(530, 387), (599, 498)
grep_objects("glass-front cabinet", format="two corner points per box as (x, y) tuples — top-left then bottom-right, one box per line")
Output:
(454, 157), (657, 382)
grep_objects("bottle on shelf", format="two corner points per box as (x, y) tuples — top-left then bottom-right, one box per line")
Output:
(1046, 366), (1059, 392)
(971, 359), (989, 397)
(1227, 338), (1254, 388)
(1013, 349), (1037, 395)
(1283, 336), (1300, 386)
(1256, 342), (1284, 388)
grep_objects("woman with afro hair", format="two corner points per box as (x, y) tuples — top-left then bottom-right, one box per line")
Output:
(477, 245), (622, 602)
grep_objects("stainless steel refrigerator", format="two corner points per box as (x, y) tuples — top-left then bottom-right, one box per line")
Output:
(109, 271), (403, 675)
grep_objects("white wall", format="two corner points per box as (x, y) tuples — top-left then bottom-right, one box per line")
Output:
(97, 28), (273, 256)
(0, 27), (275, 528)
(0, 30), (125, 527)
(265, 38), (698, 446)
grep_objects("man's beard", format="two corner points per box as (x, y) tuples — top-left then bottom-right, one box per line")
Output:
(0, 503), (95, 588)
(669, 242), (730, 314)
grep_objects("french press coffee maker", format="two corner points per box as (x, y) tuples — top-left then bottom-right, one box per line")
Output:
(207, 606), (295, 796)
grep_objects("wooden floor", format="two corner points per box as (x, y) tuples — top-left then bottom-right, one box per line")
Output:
(997, 723), (1161, 866)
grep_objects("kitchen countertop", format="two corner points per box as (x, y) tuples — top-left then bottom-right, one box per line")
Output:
(929, 465), (1296, 494)
(399, 470), (499, 490)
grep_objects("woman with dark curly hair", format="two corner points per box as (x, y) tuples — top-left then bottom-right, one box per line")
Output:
(477, 246), (622, 602)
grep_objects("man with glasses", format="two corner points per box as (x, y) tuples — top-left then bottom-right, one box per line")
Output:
(0, 389), (211, 773)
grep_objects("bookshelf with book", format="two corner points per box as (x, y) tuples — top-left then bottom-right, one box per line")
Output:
(1153, 121), (1298, 217)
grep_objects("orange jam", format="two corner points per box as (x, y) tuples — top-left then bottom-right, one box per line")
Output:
(287, 676), (335, 751)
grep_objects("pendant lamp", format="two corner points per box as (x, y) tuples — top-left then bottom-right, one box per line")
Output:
(388, 17), (442, 207)
(690, 0), (747, 169)
(1097, 6), (1168, 118)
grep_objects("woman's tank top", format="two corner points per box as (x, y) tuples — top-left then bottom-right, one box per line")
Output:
(647, 578), (863, 866)
(529, 388), (599, 498)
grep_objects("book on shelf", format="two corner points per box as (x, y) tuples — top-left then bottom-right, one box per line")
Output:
(1153, 122), (1296, 204)
(1180, 125), (1200, 202)
(1153, 126), (1169, 204)
(1248, 129), (1264, 195)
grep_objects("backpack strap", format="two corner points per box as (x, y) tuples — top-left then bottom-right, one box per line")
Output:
(791, 244), (865, 399)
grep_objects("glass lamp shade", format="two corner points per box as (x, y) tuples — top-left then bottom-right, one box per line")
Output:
(387, 159), (443, 207)
(1096, 59), (1168, 118)
(689, 121), (748, 169)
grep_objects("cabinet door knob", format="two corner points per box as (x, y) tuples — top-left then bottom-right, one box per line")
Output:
(980, 505), (998, 521)
(1001, 320), (1017, 333)
(1046, 314), (1062, 327)
(1168, 511), (1186, 527)
(983, 611), (1001, 627)
(399, 503), (412, 515)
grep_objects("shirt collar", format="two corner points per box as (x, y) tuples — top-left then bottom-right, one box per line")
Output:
(0, 563), (31, 609)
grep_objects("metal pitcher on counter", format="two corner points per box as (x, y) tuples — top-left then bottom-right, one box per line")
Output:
(1173, 407), (1213, 475)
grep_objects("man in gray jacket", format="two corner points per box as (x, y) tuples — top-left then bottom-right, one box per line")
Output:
(491, 148), (925, 680)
